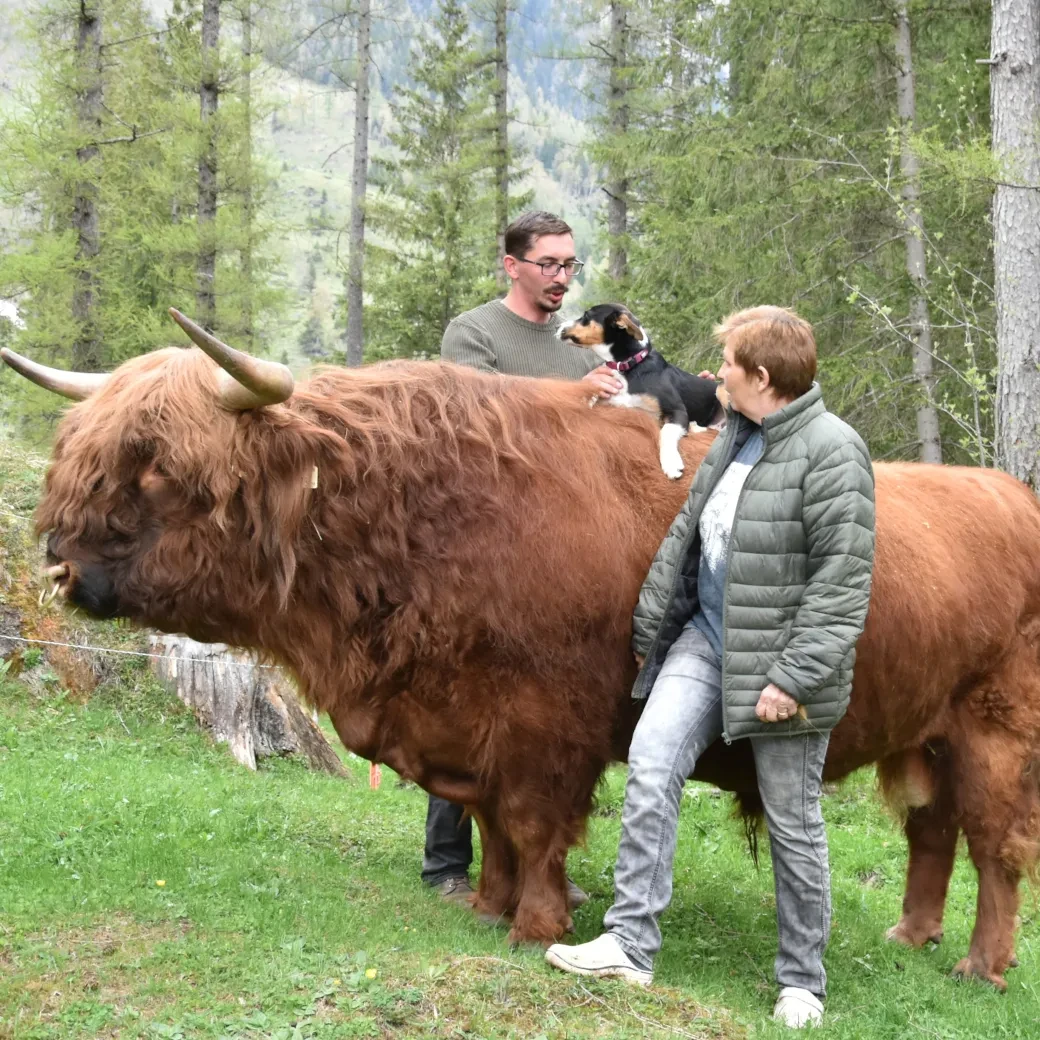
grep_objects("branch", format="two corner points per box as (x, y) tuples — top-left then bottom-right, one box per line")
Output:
(94, 127), (169, 146)
(101, 26), (176, 50)
(321, 142), (351, 169)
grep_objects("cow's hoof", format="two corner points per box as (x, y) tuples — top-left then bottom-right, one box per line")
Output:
(886, 920), (943, 947)
(508, 934), (559, 951)
(507, 916), (573, 948)
(476, 909), (511, 928)
(951, 957), (1008, 992)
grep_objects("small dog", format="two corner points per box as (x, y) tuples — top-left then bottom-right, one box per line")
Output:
(559, 303), (725, 479)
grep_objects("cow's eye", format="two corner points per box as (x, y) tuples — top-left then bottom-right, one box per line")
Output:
(139, 459), (172, 495)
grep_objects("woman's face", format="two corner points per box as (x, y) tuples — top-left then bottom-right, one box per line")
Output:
(718, 343), (768, 418)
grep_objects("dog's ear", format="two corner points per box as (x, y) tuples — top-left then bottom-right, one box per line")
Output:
(612, 311), (645, 341)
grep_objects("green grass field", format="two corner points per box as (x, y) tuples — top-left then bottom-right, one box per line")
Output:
(1, 659), (1036, 1040)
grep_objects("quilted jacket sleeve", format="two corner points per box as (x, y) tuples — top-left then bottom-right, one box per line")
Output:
(632, 492), (695, 657)
(766, 431), (875, 703)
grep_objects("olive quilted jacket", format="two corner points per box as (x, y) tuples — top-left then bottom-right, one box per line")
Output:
(631, 384), (876, 741)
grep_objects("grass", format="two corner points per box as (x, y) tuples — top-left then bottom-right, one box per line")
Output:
(0, 667), (1036, 1040)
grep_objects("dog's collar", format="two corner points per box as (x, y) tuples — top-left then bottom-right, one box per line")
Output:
(605, 347), (650, 373)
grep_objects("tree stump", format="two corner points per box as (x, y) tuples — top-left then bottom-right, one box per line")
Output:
(149, 635), (347, 777)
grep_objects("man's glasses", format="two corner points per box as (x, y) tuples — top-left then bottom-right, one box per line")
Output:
(512, 257), (585, 278)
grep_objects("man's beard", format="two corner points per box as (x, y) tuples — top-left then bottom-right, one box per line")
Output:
(537, 284), (568, 313)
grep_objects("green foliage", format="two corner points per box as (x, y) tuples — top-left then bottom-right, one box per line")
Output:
(362, 0), (529, 361)
(0, 0), (284, 435)
(591, 0), (994, 463)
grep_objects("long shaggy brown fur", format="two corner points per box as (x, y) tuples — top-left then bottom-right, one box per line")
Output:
(35, 348), (1040, 980)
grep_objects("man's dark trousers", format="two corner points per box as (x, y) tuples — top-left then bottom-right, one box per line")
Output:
(422, 795), (473, 885)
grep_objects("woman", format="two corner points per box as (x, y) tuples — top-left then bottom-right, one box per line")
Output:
(546, 306), (875, 1029)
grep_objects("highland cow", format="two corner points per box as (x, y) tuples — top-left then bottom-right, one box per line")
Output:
(3, 312), (1040, 988)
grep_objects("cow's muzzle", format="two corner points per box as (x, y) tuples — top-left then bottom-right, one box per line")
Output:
(42, 557), (121, 619)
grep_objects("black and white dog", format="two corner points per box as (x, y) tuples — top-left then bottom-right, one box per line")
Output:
(559, 303), (725, 479)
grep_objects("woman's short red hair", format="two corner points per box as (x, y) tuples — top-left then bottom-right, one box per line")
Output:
(715, 306), (817, 400)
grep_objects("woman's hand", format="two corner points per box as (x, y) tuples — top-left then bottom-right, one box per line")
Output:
(634, 652), (646, 669)
(697, 370), (716, 381)
(582, 365), (624, 399)
(755, 683), (800, 723)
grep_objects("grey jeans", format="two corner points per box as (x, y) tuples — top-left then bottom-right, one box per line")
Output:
(604, 624), (831, 997)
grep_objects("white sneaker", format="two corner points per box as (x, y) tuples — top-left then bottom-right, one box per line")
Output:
(544, 933), (652, 987)
(772, 987), (823, 1028)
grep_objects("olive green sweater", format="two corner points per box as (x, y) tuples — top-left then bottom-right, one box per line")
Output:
(440, 300), (599, 379)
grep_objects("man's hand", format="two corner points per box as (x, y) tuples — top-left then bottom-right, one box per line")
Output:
(755, 683), (800, 723)
(582, 365), (624, 399)
(697, 370), (716, 381)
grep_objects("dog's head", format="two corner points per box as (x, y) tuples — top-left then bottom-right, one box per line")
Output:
(558, 303), (647, 364)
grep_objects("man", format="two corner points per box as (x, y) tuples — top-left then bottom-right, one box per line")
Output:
(426, 210), (622, 913)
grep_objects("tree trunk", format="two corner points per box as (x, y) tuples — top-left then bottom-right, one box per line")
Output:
(345, 0), (372, 368)
(994, 0), (1040, 488)
(196, 0), (220, 329)
(72, 0), (103, 372)
(493, 0), (509, 291)
(240, 1), (254, 352)
(607, 1), (629, 283)
(894, 0), (941, 464)
(150, 635), (348, 775)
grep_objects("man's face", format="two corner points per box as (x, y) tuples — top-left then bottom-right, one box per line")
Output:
(508, 233), (577, 313)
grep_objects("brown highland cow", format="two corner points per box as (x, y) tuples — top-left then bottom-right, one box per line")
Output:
(3, 312), (1040, 989)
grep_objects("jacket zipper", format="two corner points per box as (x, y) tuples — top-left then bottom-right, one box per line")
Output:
(719, 422), (768, 743)
(636, 421), (739, 699)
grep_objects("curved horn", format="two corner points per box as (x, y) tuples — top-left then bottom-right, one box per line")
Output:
(168, 307), (294, 409)
(0, 347), (109, 401)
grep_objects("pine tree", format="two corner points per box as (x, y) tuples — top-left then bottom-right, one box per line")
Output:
(363, 0), (501, 360)
(992, 0), (1040, 487)
(344, 0), (372, 367)
(0, 0), (284, 396)
(590, 0), (993, 462)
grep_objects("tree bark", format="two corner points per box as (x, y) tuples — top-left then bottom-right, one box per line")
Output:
(994, 0), (1040, 488)
(493, 0), (509, 291)
(240, 1), (254, 352)
(196, 0), (220, 329)
(894, 0), (941, 463)
(345, 0), (372, 368)
(72, 0), (103, 372)
(607, 1), (629, 283)
(150, 635), (348, 775)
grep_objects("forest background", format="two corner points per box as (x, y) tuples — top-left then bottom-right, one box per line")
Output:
(0, 0), (1037, 477)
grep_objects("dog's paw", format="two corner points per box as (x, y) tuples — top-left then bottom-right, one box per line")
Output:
(659, 423), (686, 479)
(661, 456), (685, 480)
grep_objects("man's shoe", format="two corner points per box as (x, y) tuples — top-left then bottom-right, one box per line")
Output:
(432, 876), (474, 908)
(772, 987), (823, 1028)
(545, 933), (652, 987)
(567, 876), (589, 908)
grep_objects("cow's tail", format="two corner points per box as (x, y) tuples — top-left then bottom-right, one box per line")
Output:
(734, 790), (763, 868)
